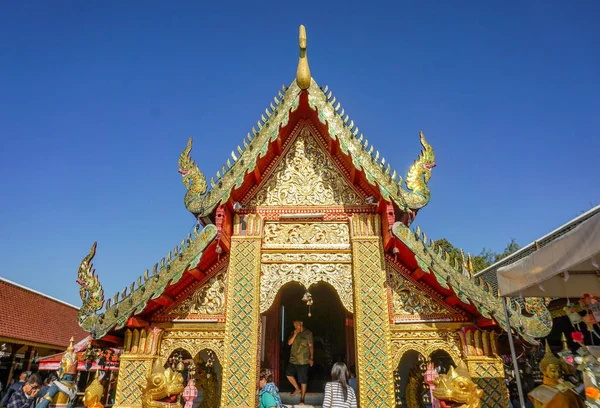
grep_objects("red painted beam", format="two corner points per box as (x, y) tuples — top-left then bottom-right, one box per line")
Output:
(126, 317), (149, 328)
(476, 318), (497, 328)
(253, 166), (262, 184)
(411, 268), (425, 281)
(153, 294), (174, 307)
(189, 268), (206, 281)
(445, 295), (461, 306)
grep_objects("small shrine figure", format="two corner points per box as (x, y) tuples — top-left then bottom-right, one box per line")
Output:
(195, 358), (219, 408)
(528, 342), (585, 408)
(36, 337), (78, 408)
(182, 380), (197, 408)
(82, 372), (104, 408)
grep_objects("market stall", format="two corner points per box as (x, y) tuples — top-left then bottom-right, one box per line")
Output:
(496, 211), (600, 406)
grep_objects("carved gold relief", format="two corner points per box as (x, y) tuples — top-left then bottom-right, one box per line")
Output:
(247, 127), (364, 207)
(260, 263), (353, 313)
(390, 331), (463, 369)
(261, 252), (351, 263)
(159, 331), (225, 369)
(168, 271), (226, 316)
(388, 266), (447, 316)
(263, 222), (350, 249)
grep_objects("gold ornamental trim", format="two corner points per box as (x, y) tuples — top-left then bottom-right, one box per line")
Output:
(119, 355), (156, 361)
(388, 264), (447, 316)
(247, 127), (364, 207)
(390, 331), (463, 369)
(261, 252), (351, 263)
(259, 262), (353, 313)
(167, 270), (226, 316)
(159, 336), (224, 367)
(262, 222), (350, 250)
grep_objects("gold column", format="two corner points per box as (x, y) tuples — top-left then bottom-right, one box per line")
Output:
(349, 214), (395, 407)
(464, 329), (510, 408)
(220, 214), (263, 408)
(113, 328), (161, 408)
(465, 357), (510, 408)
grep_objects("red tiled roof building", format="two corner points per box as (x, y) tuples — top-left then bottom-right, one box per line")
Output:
(0, 277), (88, 386)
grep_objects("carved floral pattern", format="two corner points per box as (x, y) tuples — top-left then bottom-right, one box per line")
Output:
(388, 267), (447, 316)
(168, 271), (226, 316)
(260, 263), (353, 313)
(159, 331), (224, 367)
(262, 222), (350, 249)
(248, 128), (363, 207)
(390, 331), (463, 369)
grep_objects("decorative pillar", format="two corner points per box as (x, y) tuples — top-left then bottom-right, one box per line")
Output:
(220, 214), (263, 408)
(463, 328), (510, 408)
(113, 327), (162, 408)
(349, 214), (395, 407)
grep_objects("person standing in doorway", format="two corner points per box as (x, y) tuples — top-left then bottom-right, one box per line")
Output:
(286, 320), (313, 405)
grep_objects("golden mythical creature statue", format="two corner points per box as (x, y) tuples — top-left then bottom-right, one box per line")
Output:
(432, 362), (483, 408)
(36, 337), (79, 408)
(178, 137), (207, 212)
(76, 242), (105, 330)
(140, 362), (185, 408)
(405, 131), (436, 204)
(528, 342), (585, 408)
(83, 372), (105, 408)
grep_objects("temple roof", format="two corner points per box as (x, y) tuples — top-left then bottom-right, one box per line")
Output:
(76, 25), (551, 344)
(77, 225), (218, 339)
(391, 222), (552, 344)
(179, 27), (436, 221)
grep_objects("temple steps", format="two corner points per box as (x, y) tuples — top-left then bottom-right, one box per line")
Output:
(280, 392), (324, 407)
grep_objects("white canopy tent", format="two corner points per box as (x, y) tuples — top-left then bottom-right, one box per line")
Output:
(497, 211), (600, 298)
(495, 208), (600, 407)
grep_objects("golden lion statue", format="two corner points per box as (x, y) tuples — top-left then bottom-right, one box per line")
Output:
(432, 362), (483, 408)
(140, 362), (185, 408)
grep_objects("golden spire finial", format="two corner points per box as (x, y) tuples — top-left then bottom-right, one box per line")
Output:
(67, 336), (75, 352)
(561, 333), (569, 351)
(296, 25), (311, 90)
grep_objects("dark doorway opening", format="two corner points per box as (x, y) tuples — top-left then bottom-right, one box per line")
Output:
(263, 281), (354, 393)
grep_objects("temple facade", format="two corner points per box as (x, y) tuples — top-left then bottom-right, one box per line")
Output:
(76, 26), (552, 408)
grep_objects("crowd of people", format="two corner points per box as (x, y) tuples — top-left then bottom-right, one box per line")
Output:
(0, 372), (56, 408)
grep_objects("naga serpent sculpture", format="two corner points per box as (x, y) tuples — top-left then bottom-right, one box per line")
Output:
(433, 362), (483, 408)
(140, 363), (185, 408)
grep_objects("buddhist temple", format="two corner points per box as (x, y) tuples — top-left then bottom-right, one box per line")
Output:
(76, 25), (552, 408)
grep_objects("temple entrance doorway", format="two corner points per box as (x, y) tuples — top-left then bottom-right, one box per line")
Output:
(261, 281), (355, 397)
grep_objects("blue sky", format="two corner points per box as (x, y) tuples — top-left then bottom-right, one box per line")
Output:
(0, 1), (598, 307)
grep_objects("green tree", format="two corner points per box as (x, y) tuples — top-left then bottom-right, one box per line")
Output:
(434, 238), (462, 264)
(471, 248), (495, 272)
(432, 238), (521, 273)
(495, 238), (520, 263)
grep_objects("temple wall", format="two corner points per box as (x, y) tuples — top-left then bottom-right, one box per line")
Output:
(463, 328), (510, 408)
(113, 328), (162, 408)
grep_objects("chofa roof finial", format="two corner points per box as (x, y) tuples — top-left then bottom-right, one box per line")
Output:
(296, 25), (311, 90)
